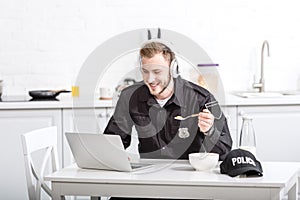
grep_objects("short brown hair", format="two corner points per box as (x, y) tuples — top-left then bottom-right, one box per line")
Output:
(140, 42), (175, 64)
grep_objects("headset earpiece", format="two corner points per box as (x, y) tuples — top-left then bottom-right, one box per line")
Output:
(138, 55), (142, 73)
(170, 59), (179, 78)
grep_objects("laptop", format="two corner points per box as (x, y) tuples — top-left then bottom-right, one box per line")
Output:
(65, 132), (152, 172)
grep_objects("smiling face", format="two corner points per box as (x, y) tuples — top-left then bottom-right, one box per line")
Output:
(141, 53), (174, 100)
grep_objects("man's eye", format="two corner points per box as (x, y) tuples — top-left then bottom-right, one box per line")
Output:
(154, 71), (161, 74)
(142, 69), (148, 74)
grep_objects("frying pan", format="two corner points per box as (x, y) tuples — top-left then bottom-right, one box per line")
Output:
(29, 89), (71, 99)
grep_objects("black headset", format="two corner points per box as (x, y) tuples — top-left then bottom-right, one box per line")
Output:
(139, 28), (179, 78)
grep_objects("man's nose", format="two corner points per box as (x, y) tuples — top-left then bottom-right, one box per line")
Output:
(148, 73), (155, 83)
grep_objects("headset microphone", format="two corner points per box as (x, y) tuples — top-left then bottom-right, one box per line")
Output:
(158, 74), (172, 95)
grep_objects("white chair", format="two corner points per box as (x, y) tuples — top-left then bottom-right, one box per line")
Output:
(21, 126), (60, 200)
(21, 126), (103, 200)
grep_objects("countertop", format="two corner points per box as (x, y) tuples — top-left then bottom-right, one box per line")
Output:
(224, 93), (300, 106)
(0, 96), (113, 109)
(1, 94), (300, 110)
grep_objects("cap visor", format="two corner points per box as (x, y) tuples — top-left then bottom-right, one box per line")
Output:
(227, 166), (263, 177)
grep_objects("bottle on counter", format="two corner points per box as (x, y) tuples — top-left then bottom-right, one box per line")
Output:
(239, 115), (257, 156)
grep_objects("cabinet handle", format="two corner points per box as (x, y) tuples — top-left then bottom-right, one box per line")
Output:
(98, 113), (106, 118)
(238, 110), (245, 116)
(98, 113), (112, 118)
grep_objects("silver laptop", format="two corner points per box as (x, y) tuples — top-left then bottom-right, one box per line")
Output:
(65, 132), (152, 172)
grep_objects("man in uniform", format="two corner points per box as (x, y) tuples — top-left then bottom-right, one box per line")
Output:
(104, 41), (232, 160)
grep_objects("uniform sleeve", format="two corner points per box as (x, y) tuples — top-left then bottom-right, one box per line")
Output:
(103, 91), (134, 149)
(201, 95), (233, 160)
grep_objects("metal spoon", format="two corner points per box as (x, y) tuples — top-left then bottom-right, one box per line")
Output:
(174, 113), (199, 121)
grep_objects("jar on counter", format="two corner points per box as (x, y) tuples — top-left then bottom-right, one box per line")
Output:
(197, 64), (219, 95)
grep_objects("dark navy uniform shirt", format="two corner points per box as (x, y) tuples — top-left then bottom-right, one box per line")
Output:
(104, 76), (232, 160)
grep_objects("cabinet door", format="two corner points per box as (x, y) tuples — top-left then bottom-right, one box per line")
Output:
(0, 109), (62, 200)
(237, 105), (300, 162)
(62, 108), (110, 166)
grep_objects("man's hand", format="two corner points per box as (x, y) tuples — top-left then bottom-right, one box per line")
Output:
(198, 109), (214, 134)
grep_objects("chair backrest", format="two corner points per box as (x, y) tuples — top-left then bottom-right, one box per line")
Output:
(21, 126), (59, 200)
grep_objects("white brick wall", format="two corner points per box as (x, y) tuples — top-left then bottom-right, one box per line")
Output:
(1, 0), (300, 96)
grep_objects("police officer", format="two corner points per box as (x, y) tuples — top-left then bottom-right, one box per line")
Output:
(104, 41), (232, 200)
(104, 41), (232, 160)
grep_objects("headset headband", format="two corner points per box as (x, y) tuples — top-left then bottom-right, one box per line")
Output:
(139, 28), (179, 78)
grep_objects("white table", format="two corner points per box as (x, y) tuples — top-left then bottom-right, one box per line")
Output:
(45, 160), (300, 200)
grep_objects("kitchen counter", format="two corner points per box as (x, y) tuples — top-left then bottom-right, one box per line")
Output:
(1, 94), (300, 109)
(0, 96), (113, 109)
(225, 93), (300, 106)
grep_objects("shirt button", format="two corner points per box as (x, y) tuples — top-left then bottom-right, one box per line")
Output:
(162, 147), (166, 150)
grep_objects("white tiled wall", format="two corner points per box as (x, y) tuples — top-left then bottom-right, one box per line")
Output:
(1, 0), (300, 96)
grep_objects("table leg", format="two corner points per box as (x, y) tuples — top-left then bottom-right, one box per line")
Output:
(288, 181), (298, 200)
(51, 183), (65, 200)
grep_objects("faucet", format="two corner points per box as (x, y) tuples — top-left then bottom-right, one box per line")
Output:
(252, 40), (270, 92)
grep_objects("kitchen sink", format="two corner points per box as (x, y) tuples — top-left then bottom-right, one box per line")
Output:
(234, 91), (300, 98)
(279, 91), (300, 95)
(234, 92), (284, 98)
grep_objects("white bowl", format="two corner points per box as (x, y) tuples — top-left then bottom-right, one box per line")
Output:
(188, 153), (219, 171)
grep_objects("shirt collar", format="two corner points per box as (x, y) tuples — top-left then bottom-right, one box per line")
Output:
(137, 76), (186, 108)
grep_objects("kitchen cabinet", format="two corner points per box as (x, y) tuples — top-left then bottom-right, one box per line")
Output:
(237, 105), (300, 162)
(62, 108), (111, 167)
(0, 109), (62, 200)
